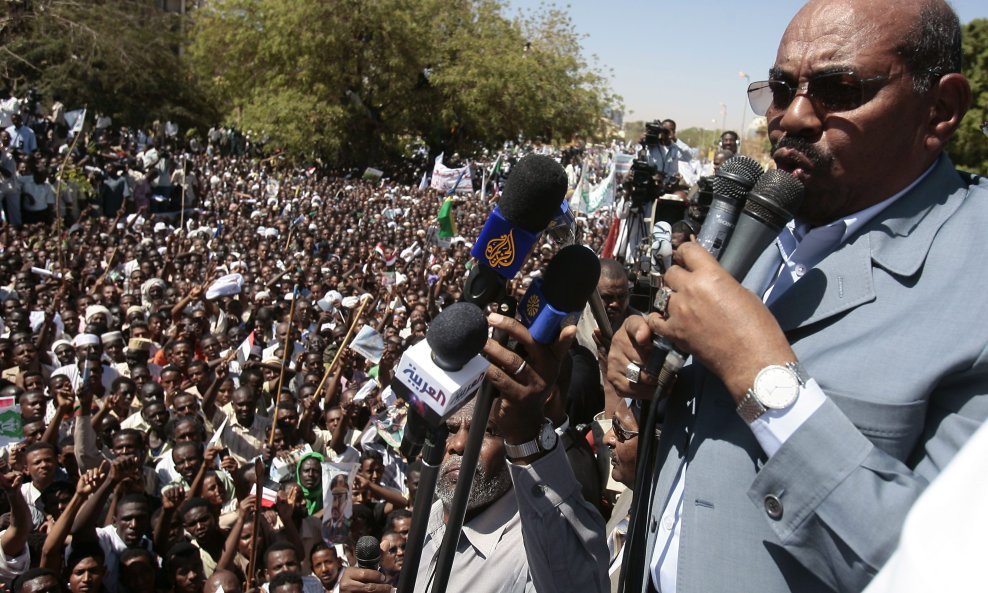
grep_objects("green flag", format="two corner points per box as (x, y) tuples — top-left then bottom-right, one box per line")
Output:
(437, 196), (457, 238)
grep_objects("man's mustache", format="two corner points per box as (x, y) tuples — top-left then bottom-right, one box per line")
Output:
(772, 136), (831, 168)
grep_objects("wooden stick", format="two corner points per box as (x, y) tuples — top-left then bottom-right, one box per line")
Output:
(312, 295), (372, 400)
(245, 457), (264, 590)
(179, 154), (188, 232)
(267, 286), (299, 447)
(54, 115), (85, 269)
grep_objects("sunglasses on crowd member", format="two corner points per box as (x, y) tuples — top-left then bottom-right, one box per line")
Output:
(611, 417), (639, 443)
(747, 68), (940, 116)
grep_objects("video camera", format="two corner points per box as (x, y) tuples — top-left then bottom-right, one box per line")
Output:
(687, 175), (714, 229)
(643, 121), (666, 147)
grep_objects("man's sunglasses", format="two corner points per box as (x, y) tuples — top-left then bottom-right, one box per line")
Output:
(747, 69), (935, 116)
(611, 417), (639, 443)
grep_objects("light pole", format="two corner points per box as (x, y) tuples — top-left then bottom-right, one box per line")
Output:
(739, 71), (751, 153)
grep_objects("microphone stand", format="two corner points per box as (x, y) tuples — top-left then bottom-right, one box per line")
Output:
(397, 421), (448, 593)
(429, 300), (515, 593)
(618, 347), (684, 593)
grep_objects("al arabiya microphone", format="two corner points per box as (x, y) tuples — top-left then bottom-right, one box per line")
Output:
(464, 154), (567, 305)
(356, 535), (382, 570)
(718, 168), (806, 280)
(518, 244), (601, 344)
(694, 155), (764, 259)
(390, 302), (490, 427)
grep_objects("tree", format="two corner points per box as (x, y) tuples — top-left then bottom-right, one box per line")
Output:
(187, 0), (618, 165)
(0, 0), (215, 130)
(949, 18), (988, 174)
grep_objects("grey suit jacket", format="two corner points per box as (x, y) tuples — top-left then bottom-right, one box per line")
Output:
(637, 156), (988, 593)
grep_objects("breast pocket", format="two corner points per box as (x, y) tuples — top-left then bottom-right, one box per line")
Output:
(826, 389), (927, 461)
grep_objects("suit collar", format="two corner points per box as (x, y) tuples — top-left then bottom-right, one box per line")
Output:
(753, 156), (964, 332)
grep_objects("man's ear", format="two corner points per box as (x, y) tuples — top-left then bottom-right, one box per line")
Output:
(924, 72), (973, 153)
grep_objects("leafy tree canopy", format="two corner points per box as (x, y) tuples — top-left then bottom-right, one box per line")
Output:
(950, 18), (988, 175)
(0, 0), (216, 130)
(188, 0), (618, 166)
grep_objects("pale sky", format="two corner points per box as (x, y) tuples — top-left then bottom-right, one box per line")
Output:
(508, 0), (986, 131)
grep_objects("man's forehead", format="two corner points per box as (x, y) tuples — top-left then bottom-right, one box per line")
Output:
(776, 0), (912, 76)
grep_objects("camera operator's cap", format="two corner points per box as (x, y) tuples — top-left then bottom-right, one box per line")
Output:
(73, 333), (101, 347)
(101, 331), (124, 345)
(205, 273), (244, 300)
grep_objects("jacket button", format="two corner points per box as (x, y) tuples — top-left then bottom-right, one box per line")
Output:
(764, 495), (783, 520)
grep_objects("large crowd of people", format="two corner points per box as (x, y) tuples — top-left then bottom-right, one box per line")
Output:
(0, 76), (641, 593)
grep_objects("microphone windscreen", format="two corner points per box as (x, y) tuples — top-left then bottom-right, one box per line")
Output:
(715, 155), (764, 190)
(498, 154), (568, 233)
(426, 302), (489, 371)
(744, 169), (805, 230)
(355, 535), (381, 569)
(542, 245), (601, 312)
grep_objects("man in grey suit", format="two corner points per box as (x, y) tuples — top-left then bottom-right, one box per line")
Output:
(607, 0), (982, 592)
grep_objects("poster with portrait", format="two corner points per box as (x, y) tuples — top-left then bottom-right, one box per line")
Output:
(321, 461), (358, 545)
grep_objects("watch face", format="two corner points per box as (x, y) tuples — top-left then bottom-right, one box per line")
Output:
(754, 366), (800, 409)
(540, 422), (558, 449)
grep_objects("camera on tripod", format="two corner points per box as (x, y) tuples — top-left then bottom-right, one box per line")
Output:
(687, 175), (714, 229)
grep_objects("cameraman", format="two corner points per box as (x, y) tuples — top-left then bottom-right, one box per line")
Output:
(641, 123), (683, 181)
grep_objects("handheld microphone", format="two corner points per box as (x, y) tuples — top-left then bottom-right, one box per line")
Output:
(518, 245), (601, 344)
(717, 169), (806, 280)
(693, 156), (764, 259)
(464, 154), (567, 305)
(356, 535), (382, 570)
(391, 302), (489, 429)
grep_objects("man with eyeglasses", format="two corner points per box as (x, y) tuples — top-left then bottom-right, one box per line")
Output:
(607, 1), (983, 592)
(603, 398), (642, 593)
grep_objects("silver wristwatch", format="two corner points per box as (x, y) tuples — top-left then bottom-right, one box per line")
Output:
(504, 418), (558, 460)
(736, 362), (808, 424)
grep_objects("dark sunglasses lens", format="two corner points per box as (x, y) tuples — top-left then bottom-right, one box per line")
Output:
(813, 72), (863, 111)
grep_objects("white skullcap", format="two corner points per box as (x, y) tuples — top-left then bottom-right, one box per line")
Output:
(73, 333), (100, 347)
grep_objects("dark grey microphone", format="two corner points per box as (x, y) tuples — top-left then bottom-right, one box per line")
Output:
(356, 535), (382, 570)
(718, 169), (805, 281)
(694, 156), (764, 259)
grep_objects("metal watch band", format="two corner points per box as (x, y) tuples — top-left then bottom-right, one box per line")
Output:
(736, 390), (767, 424)
(504, 418), (555, 460)
(503, 438), (541, 460)
(735, 362), (808, 424)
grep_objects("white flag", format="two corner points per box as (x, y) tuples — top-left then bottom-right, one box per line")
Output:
(65, 109), (86, 138)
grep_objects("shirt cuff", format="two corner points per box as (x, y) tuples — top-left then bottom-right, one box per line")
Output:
(508, 445), (581, 517)
(748, 378), (827, 457)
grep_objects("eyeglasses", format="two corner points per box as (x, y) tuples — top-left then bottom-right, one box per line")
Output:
(747, 70), (914, 116)
(384, 543), (406, 555)
(611, 417), (639, 443)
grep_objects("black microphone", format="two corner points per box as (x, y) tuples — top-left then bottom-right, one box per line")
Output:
(694, 155), (764, 259)
(519, 245), (601, 344)
(464, 154), (567, 306)
(718, 169), (806, 280)
(356, 535), (382, 570)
